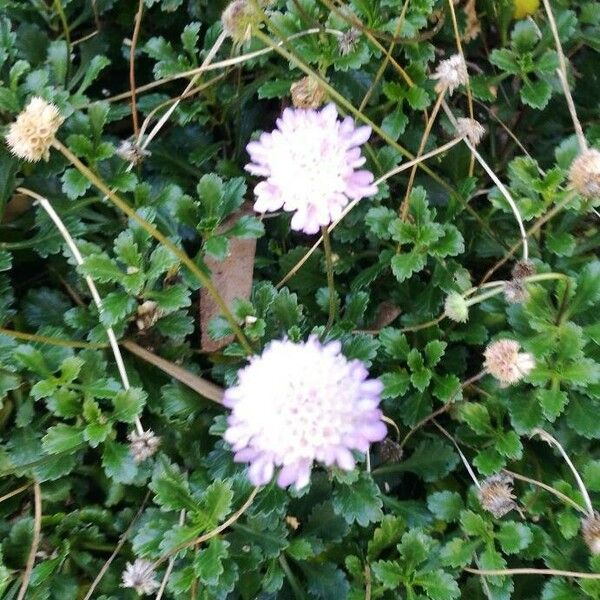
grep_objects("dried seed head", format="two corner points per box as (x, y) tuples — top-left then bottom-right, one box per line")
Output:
(484, 339), (535, 386)
(582, 513), (600, 554)
(444, 292), (469, 323)
(116, 140), (150, 165)
(291, 76), (326, 109)
(379, 438), (403, 463)
(221, 0), (262, 44)
(6, 96), (64, 162)
(136, 300), (161, 331)
(569, 148), (600, 200)
(478, 473), (517, 518)
(121, 559), (160, 595)
(338, 28), (360, 55)
(511, 260), (536, 280)
(128, 429), (161, 462)
(504, 279), (529, 304)
(456, 117), (486, 146)
(431, 54), (468, 95)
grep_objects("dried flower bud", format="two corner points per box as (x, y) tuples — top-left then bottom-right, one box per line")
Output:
(431, 54), (468, 95)
(338, 28), (360, 55)
(379, 438), (403, 463)
(582, 513), (600, 554)
(136, 300), (161, 331)
(504, 279), (528, 304)
(121, 559), (160, 595)
(478, 473), (517, 518)
(484, 339), (535, 386)
(569, 148), (600, 200)
(128, 429), (160, 462)
(291, 76), (326, 109)
(444, 292), (469, 323)
(116, 140), (150, 165)
(221, 0), (263, 44)
(456, 117), (485, 146)
(6, 96), (64, 162)
(511, 260), (535, 280)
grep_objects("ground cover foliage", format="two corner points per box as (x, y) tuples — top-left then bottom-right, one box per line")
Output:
(0, 0), (600, 598)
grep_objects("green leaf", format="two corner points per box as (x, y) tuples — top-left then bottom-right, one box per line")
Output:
(196, 480), (233, 529)
(381, 370), (411, 399)
(391, 251), (427, 282)
(584, 460), (600, 492)
(371, 560), (403, 589)
(193, 538), (229, 585)
(490, 48), (520, 73)
(366, 206), (396, 240)
(204, 235), (229, 260)
(368, 515), (405, 560)
(146, 285), (191, 312)
(427, 491), (463, 522)
(150, 457), (198, 512)
(42, 424), (84, 454)
(81, 254), (123, 283)
(417, 569), (460, 600)
(333, 474), (383, 527)
(112, 387), (146, 423)
(61, 168), (91, 199)
(102, 440), (137, 483)
(538, 388), (569, 421)
(496, 521), (533, 554)
(521, 79), (552, 109)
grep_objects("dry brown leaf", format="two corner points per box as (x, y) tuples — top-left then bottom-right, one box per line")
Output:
(463, 0), (481, 42)
(200, 206), (256, 352)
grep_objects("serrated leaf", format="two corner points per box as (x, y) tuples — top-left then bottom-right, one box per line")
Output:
(333, 474), (383, 527)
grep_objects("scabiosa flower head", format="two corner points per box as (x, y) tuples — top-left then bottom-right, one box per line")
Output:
(484, 339), (535, 386)
(431, 54), (468, 95)
(6, 96), (63, 162)
(478, 473), (517, 518)
(444, 292), (469, 323)
(291, 76), (326, 109)
(582, 513), (600, 554)
(511, 260), (536, 280)
(223, 336), (387, 489)
(569, 148), (600, 200)
(456, 117), (485, 145)
(121, 559), (160, 595)
(504, 279), (528, 304)
(338, 28), (360, 55)
(245, 103), (378, 234)
(128, 429), (160, 462)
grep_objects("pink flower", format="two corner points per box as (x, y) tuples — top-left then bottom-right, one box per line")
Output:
(484, 339), (535, 386)
(223, 336), (387, 489)
(245, 103), (378, 234)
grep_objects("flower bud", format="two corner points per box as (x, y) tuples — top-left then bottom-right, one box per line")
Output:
(221, 0), (262, 44)
(444, 292), (469, 323)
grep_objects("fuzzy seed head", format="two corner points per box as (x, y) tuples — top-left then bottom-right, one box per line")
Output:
(339, 28), (360, 55)
(569, 149), (600, 200)
(116, 140), (150, 165)
(121, 559), (160, 595)
(484, 339), (535, 386)
(456, 117), (485, 145)
(379, 438), (403, 463)
(224, 336), (387, 489)
(511, 260), (536, 280)
(582, 513), (600, 554)
(221, 0), (262, 44)
(245, 103), (377, 234)
(478, 473), (517, 518)
(444, 292), (469, 323)
(128, 429), (160, 462)
(6, 97), (63, 162)
(431, 54), (468, 95)
(291, 76), (326, 109)
(504, 279), (529, 304)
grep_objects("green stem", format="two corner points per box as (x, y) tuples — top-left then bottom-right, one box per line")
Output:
(278, 555), (307, 600)
(53, 140), (253, 356)
(0, 327), (106, 349)
(321, 226), (337, 329)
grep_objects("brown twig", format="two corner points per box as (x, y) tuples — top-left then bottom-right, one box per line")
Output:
(129, 0), (144, 139)
(16, 481), (42, 600)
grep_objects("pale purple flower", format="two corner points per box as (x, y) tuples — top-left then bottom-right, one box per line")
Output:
(223, 336), (386, 489)
(484, 339), (535, 386)
(245, 103), (378, 234)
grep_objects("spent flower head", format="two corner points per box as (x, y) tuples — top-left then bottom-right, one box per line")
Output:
(128, 429), (160, 462)
(6, 96), (63, 162)
(224, 336), (387, 489)
(431, 54), (468, 95)
(582, 513), (600, 554)
(456, 117), (485, 145)
(121, 559), (160, 595)
(478, 473), (518, 518)
(504, 279), (528, 304)
(484, 339), (535, 386)
(338, 28), (360, 55)
(291, 76), (326, 109)
(221, 0), (268, 44)
(245, 103), (377, 234)
(569, 148), (600, 200)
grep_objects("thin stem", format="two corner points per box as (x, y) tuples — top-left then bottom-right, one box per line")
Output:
(156, 510), (186, 600)
(400, 91), (446, 219)
(464, 567), (600, 579)
(278, 555), (306, 600)
(433, 420), (481, 488)
(504, 469), (587, 515)
(51, 142), (253, 355)
(0, 327), (106, 349)
(540, 0), (587, 153)
(532, 428), (594, 517)
(16, 481), (42, 600)
(382, 415), (401, 441)
(129, 0), (144, 138)
(0, 482), (30, 504)
(154, 487), (259, 567)
(321, 226), (337, 329)
(17, 187), (144, 436)
(276, 137), (464, 289)
(53, 0), (71, 47)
